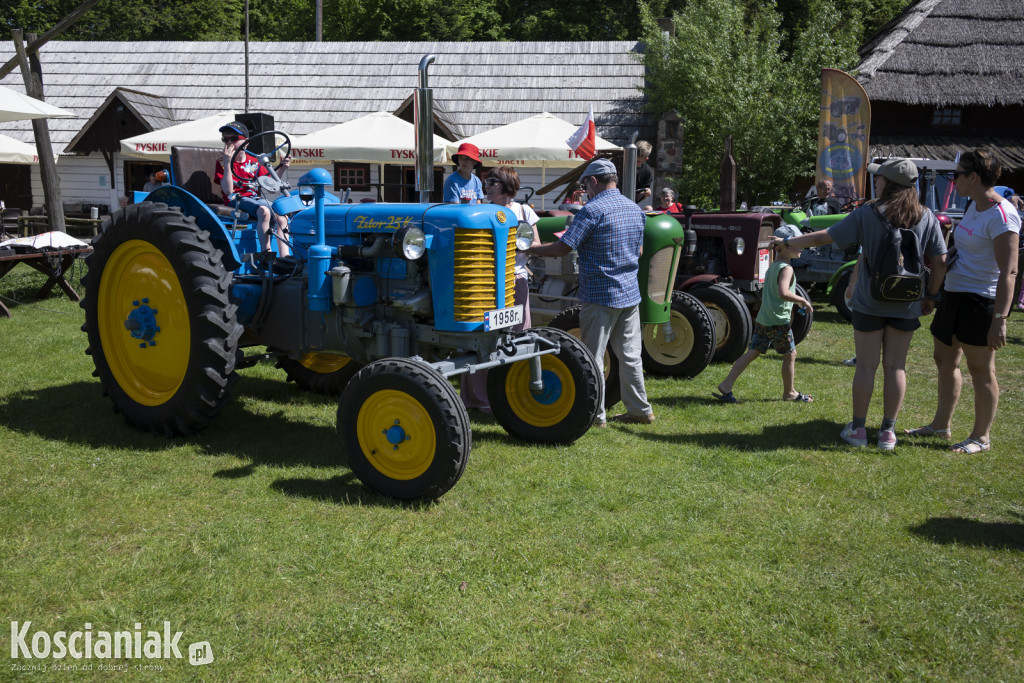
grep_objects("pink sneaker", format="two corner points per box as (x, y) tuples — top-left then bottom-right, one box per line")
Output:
(840, 422), (868, 447)
(877, 429), (897, 451)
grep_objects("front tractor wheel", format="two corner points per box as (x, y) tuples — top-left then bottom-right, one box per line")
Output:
(277, 351), (361, 396)
(82, 202), (242, 435)
(547, 306), (620, 409)
(691, 282), (753, 363)
(486, 327), (601, 444)
(641, 291), (716, 377)
(791, 283), (814, 344)
(337, 359), (470, 500)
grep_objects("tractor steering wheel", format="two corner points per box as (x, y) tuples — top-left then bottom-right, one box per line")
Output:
(229, 130), (292, 190)
(839, 198), (865, 213)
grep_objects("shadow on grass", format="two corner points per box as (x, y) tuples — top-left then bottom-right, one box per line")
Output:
(270, 473), (437, 508)
(617, 416), (846, 452)
(2, 379), (342, 468)
(4, 378), (468, 506)
(909, 514), (1024, 551)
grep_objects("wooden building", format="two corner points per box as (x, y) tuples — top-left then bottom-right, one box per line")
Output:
(856, 0), (1024, 189)
(0, 41), (650, 211)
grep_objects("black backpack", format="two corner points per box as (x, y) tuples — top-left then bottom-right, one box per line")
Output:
(868, 206), (927, 302)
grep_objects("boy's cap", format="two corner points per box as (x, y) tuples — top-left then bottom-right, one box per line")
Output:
(579, 158), (617, 180)
(774, 224), (801, 241)
(867, 157), (917, 186)
(219, 121), (249, 138)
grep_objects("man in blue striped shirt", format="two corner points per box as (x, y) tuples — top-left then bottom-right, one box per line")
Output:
(528, 158), (654, 426)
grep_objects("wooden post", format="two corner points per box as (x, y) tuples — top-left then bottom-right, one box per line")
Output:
(719, 135), (736, 212)
(11, 29), (65, 233)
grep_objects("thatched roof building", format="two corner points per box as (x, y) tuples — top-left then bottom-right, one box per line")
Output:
(856, 0), (1024, 179)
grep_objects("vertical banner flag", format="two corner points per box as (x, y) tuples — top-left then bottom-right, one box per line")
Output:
(816, 69), (871, 202)
(566, 105), (596, 159)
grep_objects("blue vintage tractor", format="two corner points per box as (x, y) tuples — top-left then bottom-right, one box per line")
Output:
(81, 70), (601, 500)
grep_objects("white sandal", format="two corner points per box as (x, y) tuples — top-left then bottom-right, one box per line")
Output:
(903, 425), (952, 440)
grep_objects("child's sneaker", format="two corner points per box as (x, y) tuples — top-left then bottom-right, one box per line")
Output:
(840, 422), (868, 447)
(877, 429), (897, 451)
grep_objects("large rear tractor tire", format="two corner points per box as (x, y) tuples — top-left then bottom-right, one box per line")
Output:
(691, 282), (753, 363)
(791, 283), (814, 345)
(486, 327), (601, 444)
(338, 358), (470, 500)
(830, 269), (853, 322)
(82, 202), (242, 435)
(277, 351), (361, 396)
(641, 291), (716, 377)
(547, 306), (620, 409)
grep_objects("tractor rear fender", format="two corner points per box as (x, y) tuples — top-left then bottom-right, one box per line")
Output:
(676, 273), (721, 291)
(145, 185), (244, 270)
(826, 259), (858, 295)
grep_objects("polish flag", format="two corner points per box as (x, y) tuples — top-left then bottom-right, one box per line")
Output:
(566, 106), (596, 159)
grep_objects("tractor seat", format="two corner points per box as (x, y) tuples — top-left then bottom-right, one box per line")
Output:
(170, 145), (237, 218)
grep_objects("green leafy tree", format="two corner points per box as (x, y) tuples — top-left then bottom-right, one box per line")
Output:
(641, 0), (858, 206)
(3, 0), (243, 40)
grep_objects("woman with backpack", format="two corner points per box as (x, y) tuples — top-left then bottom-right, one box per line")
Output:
(905, 149), (1021, 454)
(770, 158), (947, 451)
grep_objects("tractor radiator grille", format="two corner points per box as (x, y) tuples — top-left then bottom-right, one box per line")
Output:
(453, 229), (515, 322)
(646, 245), (678, 304)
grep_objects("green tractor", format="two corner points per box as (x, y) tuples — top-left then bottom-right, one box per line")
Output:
(528, 210), (716, 407)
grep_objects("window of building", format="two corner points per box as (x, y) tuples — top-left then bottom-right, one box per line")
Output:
(931, 107), (962, 127)
(333, 163), (371, 191)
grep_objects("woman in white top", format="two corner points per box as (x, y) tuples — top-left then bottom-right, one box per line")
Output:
(460, 166), (541, 412)
(908, 149), (1021, 453)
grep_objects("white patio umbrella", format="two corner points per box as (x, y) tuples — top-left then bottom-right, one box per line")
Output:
(119, 111), (237, 160)
(452, 112), (620, 168)
(453, 112), (621, 207)
(289, 111), (450, 165)
(0, 85), (76, 122)
(0, 133), (46, 164)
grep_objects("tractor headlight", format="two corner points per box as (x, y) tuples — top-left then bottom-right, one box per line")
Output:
(298, 186), (314, 205)
(732, 237), (745, 255)
(515, 221), (534, 251)
(393, 226), (426, 260)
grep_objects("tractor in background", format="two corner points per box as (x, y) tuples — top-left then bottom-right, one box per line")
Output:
(527, 210), (716, 408)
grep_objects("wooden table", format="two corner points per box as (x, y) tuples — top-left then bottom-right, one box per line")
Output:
(0, 246), (92, 317)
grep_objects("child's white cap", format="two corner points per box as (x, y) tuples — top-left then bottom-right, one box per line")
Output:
(774, 224), (801, 241)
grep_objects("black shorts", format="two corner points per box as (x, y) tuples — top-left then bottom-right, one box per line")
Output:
(851, 310), (921, 333)
(930, 289), (994, 347)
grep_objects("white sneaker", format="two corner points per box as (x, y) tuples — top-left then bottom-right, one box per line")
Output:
(840, 422), (868, 447)
(877, 430), (897, 451)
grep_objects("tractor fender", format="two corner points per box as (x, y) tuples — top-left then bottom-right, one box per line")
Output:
(145, 185), (244, 270)
(675, 273), (721, 292)
(826, 259), (858, 295)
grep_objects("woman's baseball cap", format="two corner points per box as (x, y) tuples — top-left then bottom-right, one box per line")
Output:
(219, 121), (250, 138)
(867, 157), (918, 186)
(452, 142), (482, 164)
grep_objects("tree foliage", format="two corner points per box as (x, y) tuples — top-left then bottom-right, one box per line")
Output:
(641, 0), (859, 205)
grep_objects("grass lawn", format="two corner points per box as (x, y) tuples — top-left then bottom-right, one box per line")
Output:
(2, 262), (1023, 680)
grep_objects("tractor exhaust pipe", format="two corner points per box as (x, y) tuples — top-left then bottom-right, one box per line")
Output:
(415, 54), (436, 203)
(622, 132), (639, 206)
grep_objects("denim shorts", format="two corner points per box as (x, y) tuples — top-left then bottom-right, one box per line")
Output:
(231, 196), (273, 220)
(750, 321), (795, 354)
(851, 310), (920, 333)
